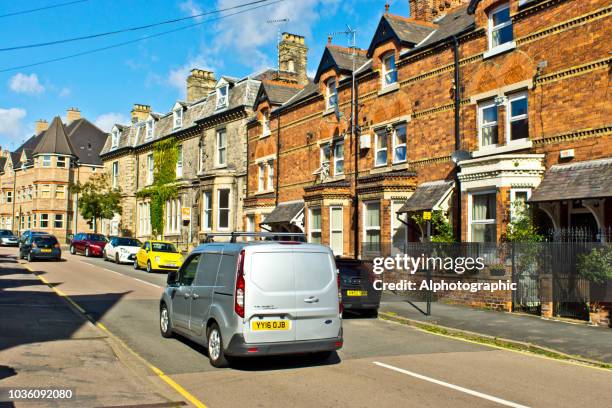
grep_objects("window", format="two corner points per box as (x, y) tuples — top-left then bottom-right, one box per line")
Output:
(262, 110), (270, 136)
(267, 160), (274, 191)
(111, 130), (120, 148)
(146, 154), (154, 185)
(391, 201), (407, 253)
(391, 124), (407, 163)
(258, 163), (265, 192)
(216, 85), (228, 109)
(112, 161), (119, 189)
(309, 208), (322, 244)
(55, 185), (65, 199)
(57, 157), (66, 168)
(198, 139), (205, 173)
(217, 189), (230, 230)
(320, 143), (331, 167)
(173, 108), (183, 129)
(138, 202), (151, 236)
(42, 155), (51, 167)
(478, 100), (498, 147)
(27, 214), (31, 229)
(6, 191), (12, 203)
(510, 189), (530, 221)
(363, 202), (381, 253)
(382, 53), (397, 87)
(333, 141), (344, 175)
(32, 213), (36, 227)
(176, 144), (183, 178)
(54, 214), (63, 229)
(489, 3), (513, 49)
(326, 78), (338, 110)
(330, 206), (343, 256)
(202, 191), (212, 230)
(41, 185), (51, 198)
(470, 192), (497, 242)
(375, 130), (388, 166)
(40, 213), (49, 228)
(145, 119), (154, 140)
(246, 214), (255, 240)
(165, 199), (181, 234)
(216, 129), (227, 166)
(507, 92), (528, 141)
(179, 254), (200, 286)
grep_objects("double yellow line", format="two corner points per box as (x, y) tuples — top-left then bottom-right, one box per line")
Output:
(26, 264), (208, 408)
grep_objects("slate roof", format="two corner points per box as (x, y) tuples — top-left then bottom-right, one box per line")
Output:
(278, 82), (320, 112)
(66, 119), (109, 165)
(314, 45), (368, 83)
(260, 81), (303, 105)
(398, 180), (454, 213)
(262, 201), (304, 225)
(405, 5), (474, 52)
(33, 116), (76, 156)
(367, 13), (435, 57)
(529, 159), (612, 202)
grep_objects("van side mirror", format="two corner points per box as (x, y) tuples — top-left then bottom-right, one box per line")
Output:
(167, 271), (178, 285)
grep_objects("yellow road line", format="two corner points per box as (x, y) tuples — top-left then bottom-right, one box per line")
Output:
(24, 264), (208, 408)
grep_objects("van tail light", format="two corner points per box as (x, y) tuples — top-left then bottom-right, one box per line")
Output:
(337, 269), (343, 315)
(235, 249), (245, 318)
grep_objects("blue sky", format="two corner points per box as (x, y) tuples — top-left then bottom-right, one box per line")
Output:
(0, 0), (409, 150)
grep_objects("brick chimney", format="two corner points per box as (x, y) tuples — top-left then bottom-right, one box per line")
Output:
(66, 107), (81, 123)
(409, 0), (467, 22)
(130, 104), (151, 123)
(186, 69), (216, 103)
(35, 119), (48, 134)
(278, 32), (309, 86)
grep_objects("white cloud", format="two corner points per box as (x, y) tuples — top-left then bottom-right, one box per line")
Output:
(179, 0), (203, 21)
(94, 113), (129, 132)
(9, 73), (45, 94)
(0, 107), (27, 143)
(167, 54), (216, 98)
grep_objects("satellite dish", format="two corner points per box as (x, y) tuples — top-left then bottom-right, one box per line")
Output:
(451, 149), (471, 164)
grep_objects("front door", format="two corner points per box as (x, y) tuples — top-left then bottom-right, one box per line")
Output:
(190, 247), (223, 336)
(171, 254), (201, 330)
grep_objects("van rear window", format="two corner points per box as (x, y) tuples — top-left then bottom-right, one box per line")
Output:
(294, 252), (333, 291)
(251, 252), (295, 292)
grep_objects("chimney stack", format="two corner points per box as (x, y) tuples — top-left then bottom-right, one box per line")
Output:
(409, 0), (466, 22)
(35, 119), (48, 134)
(66, 107), (81, 124)
(278, 32), (309, 86)
(186, 69), (216, 103)
(130, 104), (151, 123)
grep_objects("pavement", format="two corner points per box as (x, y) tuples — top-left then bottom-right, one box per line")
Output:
(380, 300), (612, 364)
(1, 247), (611, 408)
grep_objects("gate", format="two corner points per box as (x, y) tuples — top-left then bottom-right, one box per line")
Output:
(512, 244), (541, 315)
(550, 242), (590, 321)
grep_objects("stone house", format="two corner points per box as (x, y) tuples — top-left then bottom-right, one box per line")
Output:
(0, 109), (107, 242)
(245, 0), (612, 259)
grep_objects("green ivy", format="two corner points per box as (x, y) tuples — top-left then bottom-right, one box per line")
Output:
(136, 138), (179, 236)
(411, 210), (455, 243)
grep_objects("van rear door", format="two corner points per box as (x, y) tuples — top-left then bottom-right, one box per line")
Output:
(293, 250), (340, 341)
(243, 249), (296, 343)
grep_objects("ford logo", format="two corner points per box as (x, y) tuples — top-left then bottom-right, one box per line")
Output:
(324, 319), (332, 324)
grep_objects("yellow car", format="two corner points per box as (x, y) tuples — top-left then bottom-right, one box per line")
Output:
(134, 240), (183, 273)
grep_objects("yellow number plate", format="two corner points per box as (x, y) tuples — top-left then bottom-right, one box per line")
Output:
(41, 249), (52, 253)
(251, 320), (290, 331)
(347, 290), (367, 297)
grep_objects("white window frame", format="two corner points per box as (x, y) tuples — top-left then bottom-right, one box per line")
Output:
(57, 156), (67, 168)
(216, 85), (229, 109)
(40, 184), (51, 198)
(111, 130), (120, 148)
(262, 110), (271, 137)
(40, 213), (49, 229)
(320, 143), (331, 167)
(267, 160), (274, 191)
(329, 206), (343, 256)
(217, 189), (231, 230)
(374, 131), (388, 167)
(55, 185), (65, 199)
(391, 201), (407, 253)
(478, 99), (499, 149)
(246, 214), (255, 240)
(6, 191), (12, 203)
(308, 207), (322, 243)
(488, 3), (513, 50)
(506, 91), (529, 143)
(112, 161), (119, 189)
(362, 201), (381, 251)
(202, 191), (212, 231)
(257, 163), (265, 192)
(392, 124), (407, 163)
(468, 190), (497, 242)
(42, 155), (52, 167)
(333, 141), (344, 175)
(173, 108), (183, 129)
(216, 129), (227, 167)
(54, 214), (63, 229)
(198, 139), (205, 173)
(326, 78), (338, 110)
(382, 52), (397, 88)
(145, 119), (154, 141)
(146, 154), (154, 185)
(176, 144), (183, 178)
(510, 188), (531, 221)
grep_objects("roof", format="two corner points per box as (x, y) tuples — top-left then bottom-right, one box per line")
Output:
(314, 45), (368, 83)
(529, 159), (612, 202)
(262, 201), (304, 225)
(66, 119), (109, 165)
(32, 116), (76, 156)
(260, 81), (303, 105)
(279, 82), (320, 111)
(367, 14), (435, 57)
(397, 180), (455, 213)
(407, 5), (474, 51)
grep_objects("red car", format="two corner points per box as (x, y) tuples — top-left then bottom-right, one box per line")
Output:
(70, 233), (108, 257)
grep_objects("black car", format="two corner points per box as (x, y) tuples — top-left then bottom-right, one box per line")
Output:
(20, 234), (62, 262)
(0, 229), (18, 246)
(336, 258), (381, 317)
(19, 230), (46, 249)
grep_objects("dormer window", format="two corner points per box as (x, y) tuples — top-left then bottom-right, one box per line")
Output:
(145, 119), (154, 140)
(326, 78), (338, 110)
(173, 108), (183, 129)
(382, 53), (397, 87)
(262, 109), (271, 137)
(111, 129), (120, 148)
(216, 85), (228, 109)
(488, 3), (513, 50)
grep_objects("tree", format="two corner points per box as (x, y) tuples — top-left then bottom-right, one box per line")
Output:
(411, 210), (455, 242)
(504, 201), (543, 243)
(70, 172), (122, 233)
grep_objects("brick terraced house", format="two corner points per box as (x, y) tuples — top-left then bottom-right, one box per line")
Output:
(245, 0), (611, 258)
(0, 109), (108, 242)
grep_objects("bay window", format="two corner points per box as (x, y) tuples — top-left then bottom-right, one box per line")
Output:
(363, 202), (381, 253)
(330, 206), (343, 256)
(217, 189), (230, 230)
(470, 191), (497, 242)
(391, 201), (407, 253)
(309, 208), (322, 244)
(202, 191), (212, 230)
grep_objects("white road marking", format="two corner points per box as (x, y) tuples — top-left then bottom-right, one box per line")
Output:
(373, 361), (530, 408)
(78, 259), (162, 289)
(134, 278), (162, 289)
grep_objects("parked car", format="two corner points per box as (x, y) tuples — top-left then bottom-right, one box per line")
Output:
(19, 230), (45, 249)
(0, 229), (18, 246)
(134, 240), (183, 273)
(159, 240), (343, 368)
(104, 237), (141, 264)
(70, 233), (107, 257)
(20, 234), (61, 262)
(336, 258), (380, 317)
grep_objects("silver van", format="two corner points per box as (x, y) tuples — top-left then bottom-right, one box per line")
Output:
(159, 238), (343, 367)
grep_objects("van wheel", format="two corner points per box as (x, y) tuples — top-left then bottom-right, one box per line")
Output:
(207, 323), (229, 368)
(159, 303), (173, 338)
(70, 245), (75, 255)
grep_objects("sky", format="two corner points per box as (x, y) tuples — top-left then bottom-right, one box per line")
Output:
(0, 0), (410, 150)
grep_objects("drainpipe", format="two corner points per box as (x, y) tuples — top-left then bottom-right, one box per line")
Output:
(352, 66), (360, 260)
(452, 35), (462, 242)
(11, 167), (16, 234)
(275, 113), (281, 206)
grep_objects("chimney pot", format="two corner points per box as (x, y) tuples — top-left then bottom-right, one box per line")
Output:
(35, 119), (48, 134)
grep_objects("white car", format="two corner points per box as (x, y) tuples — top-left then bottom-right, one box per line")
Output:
(104, 237), (142, 264)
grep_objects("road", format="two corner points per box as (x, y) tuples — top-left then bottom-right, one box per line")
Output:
(3, 247), (611, 408)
